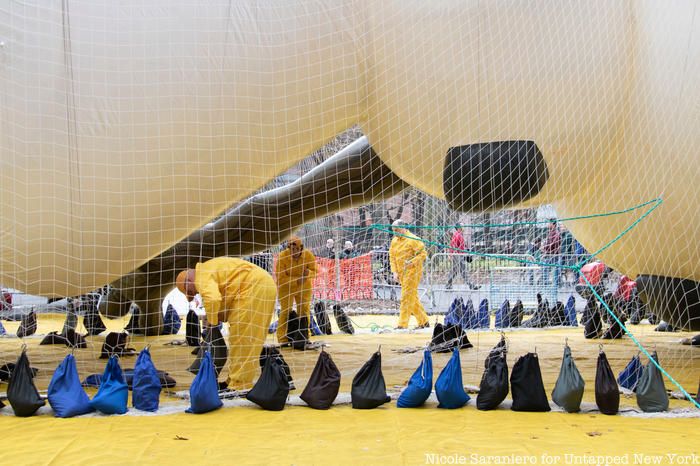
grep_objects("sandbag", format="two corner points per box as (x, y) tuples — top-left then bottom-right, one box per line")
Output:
(601, 319), (625, 339)
(0, 320), (5, 336)
(462, 299), (477, 329)
(0, 363), (38, 382)
(7, 350), (45, 417)
(617, 355), (643, 391)
(435, 348), (470, 409)
(16, 310), (37, 338)
(125, 306), (144, 335)
(628, 290), (643, 324)
(188, 324), (228, 376)
(445, 297), (464, 326)
(550, 301), (567, 327)
(40, 329), (87, 348)
(510, 353), (550, 412)
(310, 315), (322, 336)
(84, 370), (176, 389)
(477, 340), (508, 410)
(185, 309), (201, 347)
(523, 295), (548, 328)
(565, 295), (577, 326)
(477, 299), (490, 329)
(551, 345), (585, 413)
(186, 351), (223, 414)
(47, 354), (93, 418)
(162, 304), (181, 335)
(430, 323), (472, 353)
(397, 350), (433, 408)
(636, 351), (668, 412)
(583, 298), (602, 339)
(246, 354), (290, 411)
(508, 300), (524, 327)
(300, 350), (341, 409)
(259, 346), (293, 386)
(495, 300), (509, 328)
(333, 304), (354, 334)
(654, 321), (676, 332)
(90, 356), (128, 415)
(351, 350), (390, 409)
(132, 347), (161, 412)
(268, 320), (278, 334)
(286, 310), (309, 350)
(83, 308), (107, 336)
(595, 349), (619, 415)
(61, 303), (78, 334)
(100, 332), (135, 359)
(314, 301), (332, 335)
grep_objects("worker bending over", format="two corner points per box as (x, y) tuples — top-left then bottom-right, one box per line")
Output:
(276, 236), (317, 343)
(176, 257), (276, 391)
(390, 219), (430, 329)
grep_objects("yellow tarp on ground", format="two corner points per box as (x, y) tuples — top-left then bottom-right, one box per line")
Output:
(1, 314), (698, 465)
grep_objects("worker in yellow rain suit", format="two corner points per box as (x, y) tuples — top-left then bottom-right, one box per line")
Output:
(276, 236), (317, 343)
(175, 257), (276, 391)
(390, 219), (430, 329)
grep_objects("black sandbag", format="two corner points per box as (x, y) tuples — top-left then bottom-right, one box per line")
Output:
(314, 301), (332, 335)
(583, 298), (602, 339)
(16, 310), (37, 338)
(39, 329), (87, 348)
(636, 351), (669, 413)
(601, 319), (625, 339)
(508, 300), (524, 327)
(551, 345), (585, 413)
(0, 363), (38, 382)
(286, 310), (309, 350)
(550, 301), (567, 327)
(628, 290), (643, 325)
(601, 292), (616, 324)
(477, 339), (509, 410)
(188, 324), (228, 376)
(83, 308), (106, 336)
(510, 353), (550, 412)
(185, 309), (201, 347)
(430, 323), (472, 353)
(61, 301), (78, 334)
(125, 306), (145, 335)
(351, 350), (390, 409)
(654, 321), (677, 332)
(246, 355), (290, 411)
(259, 346), (293, 386)
(100, 332), (135, 359)
(7, 350), (45, 417)
(333, 304), (354, 334)
(595, 349), (619, 415)
(300, 350), (341, 409)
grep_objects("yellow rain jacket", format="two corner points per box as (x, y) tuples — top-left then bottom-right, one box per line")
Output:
(276, 247), (317, 342)
(389, 231), (429, 328)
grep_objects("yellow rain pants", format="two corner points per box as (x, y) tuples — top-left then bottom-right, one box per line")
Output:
(390, 232), (429, 328)
(276, 248), (317, 342)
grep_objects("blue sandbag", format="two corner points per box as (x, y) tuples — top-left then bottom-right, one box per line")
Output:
(461, 299), (477, 329)
(132, 347), (161, 412)
(82, 374), (102, 388)
(186, 350), (223, 414)
(565, 295), (577, 326)
(445, 297), (464, 326)
(310, 315), (322, 336)
(48, 354), (94, 418)
(162, 304), (181, 335)
(478, 299), (490, 329)
(90, 356), (128, 415)
(495, 300), (509, 329)
(435, 348), (470, 409)
(397, 350), (433, 408)
(268, 320), (278, 334)
(0, 320), (5, 335)
(617, 355), (643, 391)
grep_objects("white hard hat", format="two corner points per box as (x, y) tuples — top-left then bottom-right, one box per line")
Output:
(344, 241), (353, 249)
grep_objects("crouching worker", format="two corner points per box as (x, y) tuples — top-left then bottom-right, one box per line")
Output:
(176, 257), (276, 391)
(575, 261), (609, 300)
(390, 219), (430, 329)
(276, 236), (317, 344)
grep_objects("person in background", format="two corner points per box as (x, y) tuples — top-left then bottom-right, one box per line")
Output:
(320, 238), (336, 258)
(340, 240), (358, 259)
(445, 223), (479, 290)
(276, 236), (317, 343)
(390, 219), (430, 329)
(542, 219), (562, 286)
(575, 261), (609, 300)
(175, 257), (276, 391)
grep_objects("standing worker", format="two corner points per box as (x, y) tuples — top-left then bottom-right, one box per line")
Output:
(175, 257), (277, 391)
(390, 219), (430, 329)
(276, 236), (317, 343)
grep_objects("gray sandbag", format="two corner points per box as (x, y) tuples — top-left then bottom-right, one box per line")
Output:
(551, 344), (585, 413)
(636, 351), (668, 413)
